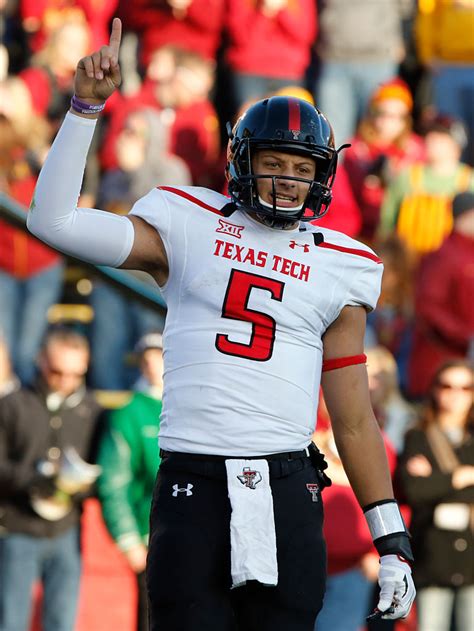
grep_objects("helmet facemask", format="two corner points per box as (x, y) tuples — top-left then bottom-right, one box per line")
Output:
(228, 137), (339, 226)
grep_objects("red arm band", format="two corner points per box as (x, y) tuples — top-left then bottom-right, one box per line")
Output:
(322, 354), (367, 372)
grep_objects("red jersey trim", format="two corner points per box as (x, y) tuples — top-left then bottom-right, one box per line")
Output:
(158, 186), (224, 216)
(318, 241), (382, 264)
(322, 354), (367, 372)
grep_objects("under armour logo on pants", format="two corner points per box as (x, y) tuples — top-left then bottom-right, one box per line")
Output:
(172, 483), (193, 497)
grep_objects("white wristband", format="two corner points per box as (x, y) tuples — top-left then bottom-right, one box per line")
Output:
(364, 501), (405, 541)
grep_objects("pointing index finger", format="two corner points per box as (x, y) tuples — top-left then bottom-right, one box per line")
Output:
(109, 17), (122, 61)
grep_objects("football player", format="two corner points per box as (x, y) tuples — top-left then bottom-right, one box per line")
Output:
(27, 18), (415, 631)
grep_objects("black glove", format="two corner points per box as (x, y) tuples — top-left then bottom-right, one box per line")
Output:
(309, 442), (332, 489)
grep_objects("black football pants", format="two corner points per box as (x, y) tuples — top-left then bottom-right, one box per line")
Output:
(146, 452), (327, 631)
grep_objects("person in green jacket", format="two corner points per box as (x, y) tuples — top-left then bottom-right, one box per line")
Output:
(97, 331), (163, 631)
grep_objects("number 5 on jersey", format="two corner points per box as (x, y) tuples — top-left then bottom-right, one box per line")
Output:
(215, 269), (285, 362)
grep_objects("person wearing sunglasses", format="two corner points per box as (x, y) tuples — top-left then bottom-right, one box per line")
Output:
(398, 358), (474, 631)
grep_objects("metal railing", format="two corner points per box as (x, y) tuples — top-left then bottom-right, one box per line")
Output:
(0, 192), (167, 316)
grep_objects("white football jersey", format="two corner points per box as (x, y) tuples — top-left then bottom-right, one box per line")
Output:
(130, 186), (383, 455)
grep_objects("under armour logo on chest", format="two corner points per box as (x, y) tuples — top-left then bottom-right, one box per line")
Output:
(172, 483), (193, 497)
(289, 240), (310, 252)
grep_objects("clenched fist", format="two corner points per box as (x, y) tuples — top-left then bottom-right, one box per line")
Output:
(74, 17), (122, 103)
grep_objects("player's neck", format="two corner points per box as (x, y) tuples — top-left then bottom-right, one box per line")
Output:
(248, 211), (299, 231)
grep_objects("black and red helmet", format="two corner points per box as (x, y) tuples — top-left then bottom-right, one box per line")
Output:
(227, 96), (340, 224)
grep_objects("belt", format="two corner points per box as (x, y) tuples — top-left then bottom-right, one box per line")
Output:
(159, 446), (311, 462)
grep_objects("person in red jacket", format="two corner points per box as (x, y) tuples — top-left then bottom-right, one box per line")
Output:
(224, 0), (317, 117)
(315, 164), (362, 237)
(343, 78), (425, 243)
(408, 191), (474, 398)
(0, 87), (64, 386)
(101, 46), (220, 186)
(20, 0), (118, 54)
(118, 0), (225, 68)
(20, 18), (91, 127)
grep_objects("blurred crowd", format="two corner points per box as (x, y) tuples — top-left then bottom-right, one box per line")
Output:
(0, 1), (473, 631)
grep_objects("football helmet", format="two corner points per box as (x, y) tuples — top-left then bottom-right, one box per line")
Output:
(227, 96), (341, 224)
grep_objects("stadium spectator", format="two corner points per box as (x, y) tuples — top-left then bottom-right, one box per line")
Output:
(118, 0), (225, 69)
(101, 46), (220, 186)
(309, 163), (362, 237)
(407, 191), (474, 399)
(0, 328), (103, 631)
(2, 0), (29, 72)
(97, 332), (164, 631)
(366, 236), (414, 392)
(89, 107), (188, 390)
(344, 78), (425, 242)
(27, 20), (416, 629)
(0, 334), (19, 399)
(314, 0), (406, 145)
(0, 75), (52, 159)
(0, 80), (64, 385)
(415, 0), (474, 165)
(223, 0), (317, 117)
(397, 359), (474, 631)
(379, 114), (474, 258)
(20, 18), (91, 129)
(99, 108), (192, 212)
(20, 0), (118, 54)
(365, 345), (415, 453)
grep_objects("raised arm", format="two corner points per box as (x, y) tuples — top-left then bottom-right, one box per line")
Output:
(27, 18), (168, 284)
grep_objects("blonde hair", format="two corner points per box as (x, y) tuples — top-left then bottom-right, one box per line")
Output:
(366, 345), (402, 405)
(0, 76), (51, 149)
(33, 18), (91, 69)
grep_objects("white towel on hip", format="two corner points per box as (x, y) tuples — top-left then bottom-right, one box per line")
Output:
(225, 458), (278, 588)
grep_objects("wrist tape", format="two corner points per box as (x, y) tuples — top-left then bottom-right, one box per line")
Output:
(364, 499), (414, 563)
